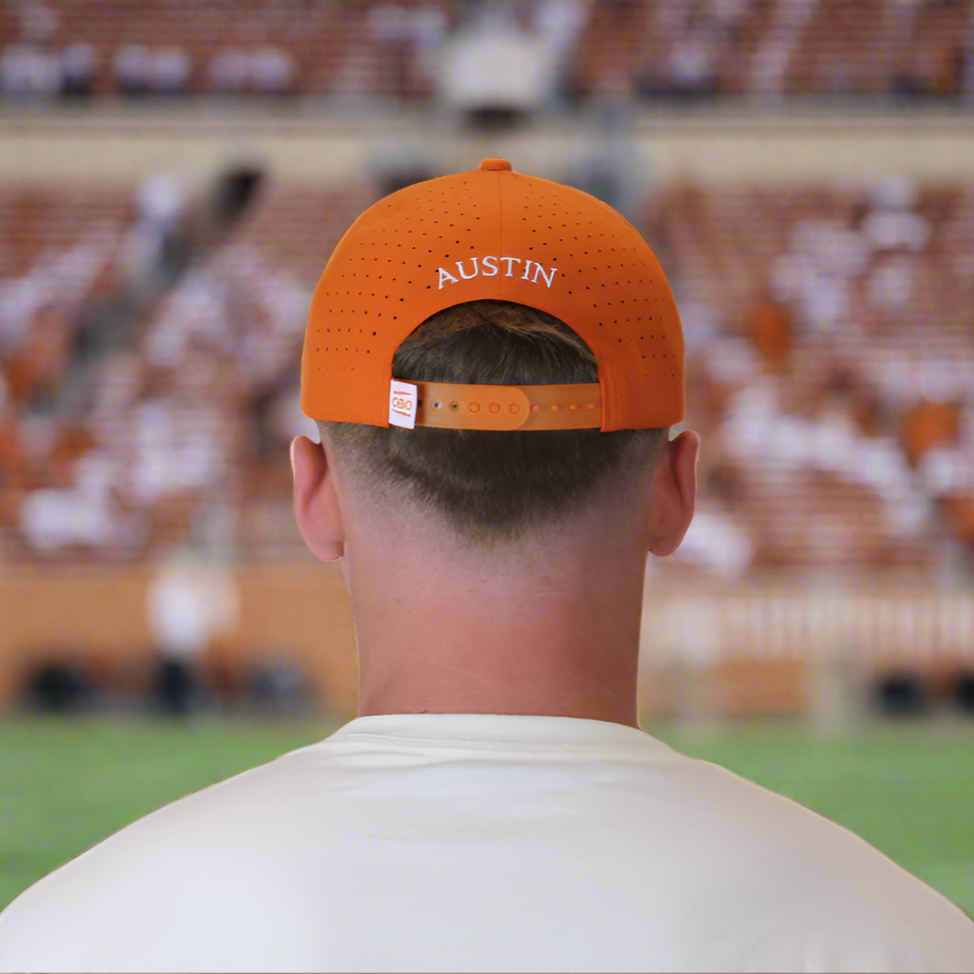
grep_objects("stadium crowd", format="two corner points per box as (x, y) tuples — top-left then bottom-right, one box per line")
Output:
(0, 167), (972, 578)
(0, 0), (972, 107)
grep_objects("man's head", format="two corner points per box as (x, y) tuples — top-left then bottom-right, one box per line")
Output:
(294, 158), (696, 564)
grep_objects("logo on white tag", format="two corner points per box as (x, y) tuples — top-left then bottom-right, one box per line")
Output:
(389, 380), (418, 429)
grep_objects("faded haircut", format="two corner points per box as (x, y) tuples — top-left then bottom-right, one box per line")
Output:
(318, 300), (666, 544)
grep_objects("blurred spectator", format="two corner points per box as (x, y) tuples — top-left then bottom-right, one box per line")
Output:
(892, 58), (938, 99)
(0, 44), (30, 96)
(368, 4), (416, 99)
(672, 507), (755, 576)
(114, 44), (153, 98)
(208, 47), (250, 95)
(23, 660), (92, 714)
(533, 0), (587, 65)
(251, 45), (296, 96)
(147, 551), (240, 716)
(860, 177), (931, 252)
(248, 654), (310, 714)
(941, 495), (974, 560)
(19, 476), (118, 553)
(3, 303), (68, 408)
(123, 392), (226, 511)
(17, 429), (128, 557)
(532, 0), (587, 106)
(205, 46), (298, 98)
(892, 23), (964, 102)
(58, 43), (96, 100)
(900, 399), (961, 468)
(368, 3), (448, 101)
(713, 0), (750, 32)
(151, 47), (192, 97)
(874, 670), (929, 717)
(864, 253), (916, 315)
(667, 31), (719, 100)
(639, 8), (720, 103)
(0, 43), (59, 97)
(746, 290), (793, 370)
(952, 669), (974, 714)
(920, 444), (973, 499)
(125, 174), (191, 285)
(409, 4), (449, 98)
(0, 376), (28, 534)
(437, 1), (551, 128)
(369, 5), (411, 79)
(748, 0), (818, 100)
(768, 214), (872, 338)
(964, 28), (974, 105)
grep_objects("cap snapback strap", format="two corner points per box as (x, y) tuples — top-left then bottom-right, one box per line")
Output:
(394, 380), (602, 431)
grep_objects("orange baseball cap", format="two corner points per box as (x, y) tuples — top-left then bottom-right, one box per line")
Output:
(301, 158), (684, 432)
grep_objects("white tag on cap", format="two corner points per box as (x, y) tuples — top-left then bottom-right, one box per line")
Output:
(389, 380), (418, 429)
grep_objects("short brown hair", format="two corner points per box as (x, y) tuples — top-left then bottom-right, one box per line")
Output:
(319, 301), (666, 544)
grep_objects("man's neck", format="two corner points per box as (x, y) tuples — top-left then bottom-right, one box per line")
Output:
(344, 525), (648, 729)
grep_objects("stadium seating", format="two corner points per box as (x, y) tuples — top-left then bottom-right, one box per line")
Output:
(0, 0), (456, 100)
(0, 1), (971, 103)
(1, 174), (972, 575)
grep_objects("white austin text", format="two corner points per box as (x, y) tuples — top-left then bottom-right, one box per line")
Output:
(437, 257), (558, 290)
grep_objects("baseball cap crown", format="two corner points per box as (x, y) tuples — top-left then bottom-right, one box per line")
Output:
(301, 158), (684, 432)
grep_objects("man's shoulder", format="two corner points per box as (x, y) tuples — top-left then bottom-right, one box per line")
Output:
(1, 741), (332, 896)
(671, 751), (945, 898)
(0, 750), (324, 973)
(663, 752), (974, 968)
(0, 833), (317, 973)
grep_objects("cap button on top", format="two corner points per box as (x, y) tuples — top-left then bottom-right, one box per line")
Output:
(478, 158), (512, 171)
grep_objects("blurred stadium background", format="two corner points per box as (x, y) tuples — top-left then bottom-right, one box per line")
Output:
(1, 0), (973, 916)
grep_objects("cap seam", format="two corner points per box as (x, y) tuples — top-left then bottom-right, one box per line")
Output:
(496, 169), (504, 301)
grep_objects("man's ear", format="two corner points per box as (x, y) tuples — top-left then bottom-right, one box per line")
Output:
(645, 430), (699, 557)
(292, 435), (345, 562)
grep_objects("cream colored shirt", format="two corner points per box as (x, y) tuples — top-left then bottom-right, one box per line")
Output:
(1, 714), (972, 973)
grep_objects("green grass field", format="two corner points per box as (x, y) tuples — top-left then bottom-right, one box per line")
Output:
(1, 716), (972, 915)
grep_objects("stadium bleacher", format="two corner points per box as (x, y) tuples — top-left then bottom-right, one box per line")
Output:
(0, 0), (972, 575)
(0, 1), (971, 103)
(1, 172), (972, 573)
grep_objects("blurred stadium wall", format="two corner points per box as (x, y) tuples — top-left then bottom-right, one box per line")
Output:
(1, 0), (974, 722)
